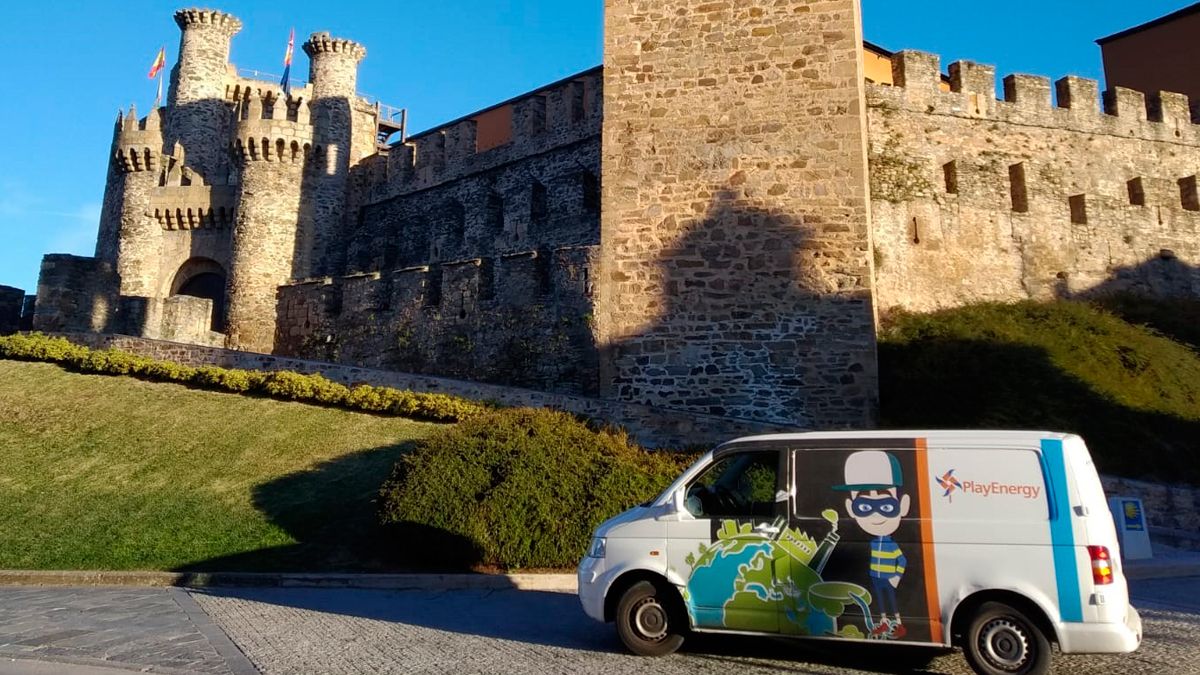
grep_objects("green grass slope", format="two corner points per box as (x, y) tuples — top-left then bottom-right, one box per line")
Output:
(880, 301), (1200, 484)
(0, 360), (438, 571)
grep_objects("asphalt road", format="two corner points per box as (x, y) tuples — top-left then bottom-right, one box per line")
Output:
(1, 578), (1198, 674)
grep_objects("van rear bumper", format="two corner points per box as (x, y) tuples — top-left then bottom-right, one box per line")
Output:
(1058, 606), (1143, 654)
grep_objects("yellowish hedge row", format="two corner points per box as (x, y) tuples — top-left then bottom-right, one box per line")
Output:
(0, 333), (491, 423)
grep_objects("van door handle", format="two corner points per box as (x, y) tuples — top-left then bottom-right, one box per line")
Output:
(755, 523), (781, 535)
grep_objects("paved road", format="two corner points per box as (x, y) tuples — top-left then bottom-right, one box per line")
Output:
(2, 578), (1199, 674)
(193, 580), (1197, 675)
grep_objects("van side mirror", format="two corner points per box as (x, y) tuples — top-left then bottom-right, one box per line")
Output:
(656, 489), (689, 522)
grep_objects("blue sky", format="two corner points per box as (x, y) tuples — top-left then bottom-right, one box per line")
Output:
(0, 0), (1187, 293)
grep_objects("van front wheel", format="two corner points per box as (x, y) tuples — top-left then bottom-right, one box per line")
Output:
(963, 601), (1051, 675)
(614, 580), (686, 657)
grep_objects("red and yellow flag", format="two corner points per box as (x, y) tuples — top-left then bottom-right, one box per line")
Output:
(148, 46), (166, 79)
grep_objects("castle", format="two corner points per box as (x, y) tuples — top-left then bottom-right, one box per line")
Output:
(14, 1), (1200, 435)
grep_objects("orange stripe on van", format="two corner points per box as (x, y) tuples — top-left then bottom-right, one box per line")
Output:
(914, 438), (944, 644)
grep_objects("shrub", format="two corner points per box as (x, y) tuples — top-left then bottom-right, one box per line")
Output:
(0, 333), (490, 424)
(378, 408), (691, 569)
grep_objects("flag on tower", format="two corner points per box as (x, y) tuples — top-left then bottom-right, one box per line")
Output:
(148, 46), (166, 109)
(281, 28), (295, 96)
(148, 46), (166, 79)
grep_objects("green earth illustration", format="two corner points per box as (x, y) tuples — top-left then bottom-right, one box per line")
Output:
(683, 511), (873, 638)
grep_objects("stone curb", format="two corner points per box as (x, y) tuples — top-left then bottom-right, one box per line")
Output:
(0, 570), (578, 593)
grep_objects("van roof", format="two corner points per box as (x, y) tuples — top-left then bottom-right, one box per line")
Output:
(721, 430), (1076, 448)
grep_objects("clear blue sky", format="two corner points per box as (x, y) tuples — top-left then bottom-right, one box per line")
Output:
(0, 0), (1187, 294)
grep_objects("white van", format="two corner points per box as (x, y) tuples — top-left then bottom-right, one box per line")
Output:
(577, 431), (1142, 675)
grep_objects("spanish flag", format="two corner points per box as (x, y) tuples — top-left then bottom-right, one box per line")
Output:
(281, 28), (295, 96)
(148, 46), (166, 79)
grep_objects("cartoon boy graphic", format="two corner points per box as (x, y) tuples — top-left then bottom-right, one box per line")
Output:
(834, 450), (911, 639)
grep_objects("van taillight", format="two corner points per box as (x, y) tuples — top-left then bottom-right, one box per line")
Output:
(1088, 546), (1114, 585)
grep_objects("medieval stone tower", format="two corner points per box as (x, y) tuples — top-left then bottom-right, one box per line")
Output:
(82, 10), (377, 354)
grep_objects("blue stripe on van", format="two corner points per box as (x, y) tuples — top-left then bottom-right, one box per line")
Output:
(1042, 438), (1083, 623)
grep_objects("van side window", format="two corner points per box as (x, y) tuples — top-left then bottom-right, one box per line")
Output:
(684, 451), (779, 519)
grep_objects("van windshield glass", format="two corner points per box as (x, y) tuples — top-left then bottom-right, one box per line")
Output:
(684, 451), (778, 519)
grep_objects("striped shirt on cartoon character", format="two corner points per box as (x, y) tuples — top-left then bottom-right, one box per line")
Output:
(835, 451), (911, 640)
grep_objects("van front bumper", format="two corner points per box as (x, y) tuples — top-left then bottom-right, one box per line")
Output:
(1058, 605), (1143, 654)
(577, 556), (607, 623)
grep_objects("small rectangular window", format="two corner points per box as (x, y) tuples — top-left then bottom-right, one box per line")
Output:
(424, 267), (443, 307)
(1069, 194), (1088, 225)
(1181, 175), (1199, 212)
(1009, 163), (1029, 213)
(1127, 178), (1146, 206)
(943, 161), (959, 194)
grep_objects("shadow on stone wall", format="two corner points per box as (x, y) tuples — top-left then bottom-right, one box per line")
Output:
(173, 442), (479, 573)
(604, 187), (877, 428)
(1059, 254), (1200, 350)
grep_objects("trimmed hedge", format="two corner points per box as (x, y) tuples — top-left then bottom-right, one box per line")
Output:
(378, 408), (692, 569)
(0, 333), (490, 423)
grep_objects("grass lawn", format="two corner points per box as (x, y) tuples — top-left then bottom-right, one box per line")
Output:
(0, 360), (440, 572)
(880, 301), (1200, 484)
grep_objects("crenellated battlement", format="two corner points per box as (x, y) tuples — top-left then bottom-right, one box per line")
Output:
(173, 8), (242, 34)
(379, 68), (601, 198)
(114, 105), (165, 174)
(149, 185), (238, 231)
(231, 90), (314, 164)
(872, 50), (1200, 144)
(302, 32), (366, 62)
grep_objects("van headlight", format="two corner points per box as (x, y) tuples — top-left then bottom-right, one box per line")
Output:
(587, 537), (607, 559)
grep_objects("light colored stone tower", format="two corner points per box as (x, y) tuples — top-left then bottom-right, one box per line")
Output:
(597, 0), (880, 428)
(224, 93), (314, 352)
(167, 9), (242, 185)
(111, 106), (165, 297)
(302, 32), (368, 277)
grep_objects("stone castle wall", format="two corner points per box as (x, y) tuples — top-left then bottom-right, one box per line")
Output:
(597, 0), (880, 427)
(0, 286), (23, 335)
(868, 52), (1200, 313)
(276, 70), (604, 395)
(57, 332), (784, 448)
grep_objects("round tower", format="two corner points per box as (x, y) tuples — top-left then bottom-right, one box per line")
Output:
(112, 105), (165, 297)
(166, 8), (242, 185)
(301, 32), (367, 278)
(224, 91), (313, 353)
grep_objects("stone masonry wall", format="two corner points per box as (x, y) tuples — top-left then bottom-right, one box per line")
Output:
(276, 70), (605, 394)
(277, 244), (600, 395)
(598, 0), (879, 428)
(1102, 475), (1200, 545)
(869, 52), (1200, 312)
(32, 255), (119, 333)
(57, 332), (785, 449)
(0, 285), (23, 335)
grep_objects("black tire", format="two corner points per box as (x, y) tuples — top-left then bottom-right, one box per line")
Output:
(614, 580), (686, 657)
(962, 601), (1052, 675)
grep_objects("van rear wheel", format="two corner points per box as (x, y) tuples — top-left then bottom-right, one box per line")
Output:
(614, 580), (686, 657)
(963, 601), (1051, 675)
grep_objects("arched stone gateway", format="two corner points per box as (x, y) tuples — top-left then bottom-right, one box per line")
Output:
(169, 258), (227, 332)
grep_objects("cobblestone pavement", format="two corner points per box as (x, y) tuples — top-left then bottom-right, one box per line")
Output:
(0, 587), (254, 675)
(192, 578), (1200, 675)
(0, 579), (1196, 674)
